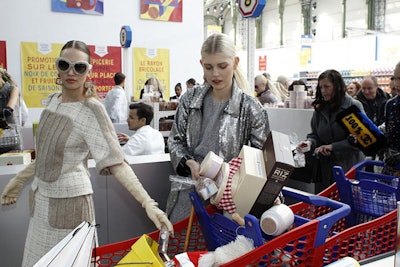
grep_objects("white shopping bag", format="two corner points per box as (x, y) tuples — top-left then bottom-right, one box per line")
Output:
(33, 221), (96, 267)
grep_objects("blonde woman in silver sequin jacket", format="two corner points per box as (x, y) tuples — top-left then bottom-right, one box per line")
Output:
(167, 33), (270, 222)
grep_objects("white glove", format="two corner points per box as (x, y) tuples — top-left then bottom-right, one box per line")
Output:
(1, 161), (36, 205)
(111, 162), (174, 234)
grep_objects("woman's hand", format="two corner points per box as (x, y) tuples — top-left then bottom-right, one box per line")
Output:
(314, 144), (333, 157)
(297, 141), (311, 152)
(185, 159), (200, 180)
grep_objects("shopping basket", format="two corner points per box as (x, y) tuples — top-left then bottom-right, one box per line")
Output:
(333, 160), (400, 226)
(304, 160), (397, 266)
(189, 190), (264, 251)
(311, 181), (398, 265)
(190, 187), (350, 267)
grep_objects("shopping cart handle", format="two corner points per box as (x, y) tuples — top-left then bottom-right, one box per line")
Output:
(282, 187), (351, 247)
(352, 160), (384, 170)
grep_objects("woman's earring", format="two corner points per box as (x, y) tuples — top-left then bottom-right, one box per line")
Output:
(84, 79), (94, 96)
(55, 75), (62, 85)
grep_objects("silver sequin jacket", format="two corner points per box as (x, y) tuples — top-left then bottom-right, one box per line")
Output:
(168, 79), (271, 171)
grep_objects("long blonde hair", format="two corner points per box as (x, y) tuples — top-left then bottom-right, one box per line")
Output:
(201, 33), (251, 95)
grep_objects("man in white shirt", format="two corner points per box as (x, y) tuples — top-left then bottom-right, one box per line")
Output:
(104, 72), (128, 123)
(117, 102), (165, 156)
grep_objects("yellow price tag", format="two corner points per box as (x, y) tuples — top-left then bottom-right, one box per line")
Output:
(341, 113), (377, 148)
(0, 128), (2, 137)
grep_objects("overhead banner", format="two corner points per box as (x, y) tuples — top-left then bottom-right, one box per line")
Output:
(133, 47), (170, 100)
(21, 42), (122, 107)
(140, 0), (182, 22)
(51, 0), (104, 15)
(0, 41), (6, 69)
(88, 45), (122, 99)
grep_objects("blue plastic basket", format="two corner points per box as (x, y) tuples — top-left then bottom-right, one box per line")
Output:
(189, 187), (350, 251)
(333, 160), (400, 227)
(189, 191), (264, 251)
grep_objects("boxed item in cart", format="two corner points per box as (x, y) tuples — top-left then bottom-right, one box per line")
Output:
(231, 145), (267, 217)
(250, 131), (295, 218)
(0, 151), (32, 166)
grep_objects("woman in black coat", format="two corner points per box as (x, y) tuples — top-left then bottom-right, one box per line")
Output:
(297, 69), (365, 192)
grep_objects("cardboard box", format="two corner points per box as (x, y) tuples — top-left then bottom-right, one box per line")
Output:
(249, 131), (295, 218)
(232, 145), (267, 217)
(0, 151), (32, 166)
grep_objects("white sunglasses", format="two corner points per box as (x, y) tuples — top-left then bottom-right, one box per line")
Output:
(56, 57), (92, 75)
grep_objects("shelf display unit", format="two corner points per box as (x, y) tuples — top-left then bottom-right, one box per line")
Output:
(149, 102), (177, 137)
(299, 68), (394, 93)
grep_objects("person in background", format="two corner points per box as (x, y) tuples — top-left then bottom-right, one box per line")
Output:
(167, 33), (270, 223)
(0, 68), (19, 125)
(355, 76), (390, 127)
(262, 72), (271, 80)
(389, 75), (397, 97)
(355, 76), (390, 166)
(288, 80), (307, 91)
(186, 78), (196, 89)
(276, 75), (290, 99)
(0, 68), (24, 153)
(254, 74), (279, 106)
(383, 62), (400, 173)
(140, 77), (164, 101)
(170, 82), (183, 102)
(117, 102), (165, 156)
(346, 81), (361, 97)
(1, 40), (173, 266)
(104, 72), (128, 123)
(297, 69), (365, 193)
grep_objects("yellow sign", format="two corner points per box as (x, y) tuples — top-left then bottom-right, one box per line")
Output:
(341, 113), (377, 148)
(21, 42), (63, 108)
(133, 48), (170, 101)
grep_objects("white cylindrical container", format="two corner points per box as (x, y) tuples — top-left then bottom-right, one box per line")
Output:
(289, 91), (296, 108)
(259, 204), (294, 236)
(199, 151), (224, 179)
(293, 85), (305, 92)
(324, 256), (360, 267)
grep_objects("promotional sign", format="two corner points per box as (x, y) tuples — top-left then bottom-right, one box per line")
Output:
(0, 41), (6, 69)
(20, 42), (63, 108)
(336, 105), (386, 156)
(88, 45), (122, 99)
(258, 55), (267, 71)
(21, 42), (122, 107)
(140, 0), (182, 22)
(133, 47), (170, 100)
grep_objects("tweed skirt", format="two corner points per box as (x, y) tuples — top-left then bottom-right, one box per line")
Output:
(22, 190), (95, 267)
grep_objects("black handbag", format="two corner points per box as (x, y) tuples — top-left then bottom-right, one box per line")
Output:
(291, 151), (322, 183)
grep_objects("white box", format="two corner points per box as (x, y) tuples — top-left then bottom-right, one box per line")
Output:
(232, 145), (267, 218)
(0, 151), (32, 166)
(250, 131), (295, 218)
